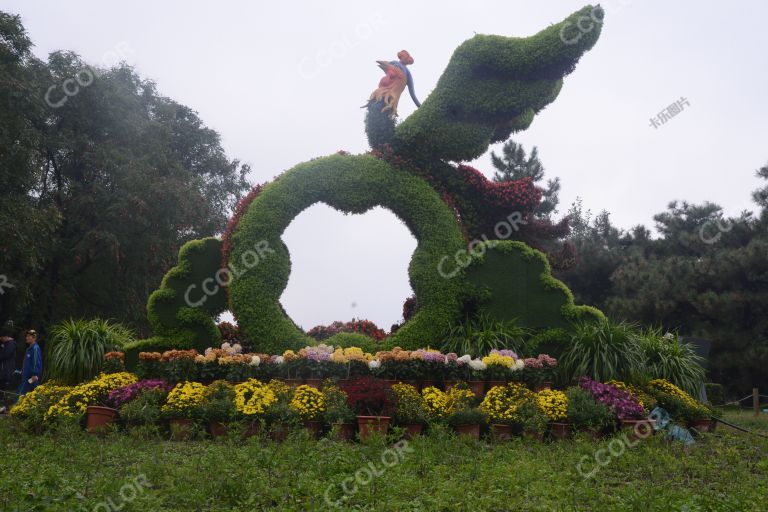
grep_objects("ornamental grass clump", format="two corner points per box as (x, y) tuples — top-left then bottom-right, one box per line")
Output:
(480, 383), (532, 424)
(290, 385), (326, 421)
(535, 389), (568, 422)
(578, 377), (644, 420)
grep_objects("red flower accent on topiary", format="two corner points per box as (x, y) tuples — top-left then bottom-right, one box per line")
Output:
(307, 318), (387, 341)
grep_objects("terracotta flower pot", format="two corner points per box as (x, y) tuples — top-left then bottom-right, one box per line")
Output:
(533, 381), (553, 392)
(243, 420), (261, 439)
(86, 406), (118, 433)
(357, 415), (390, 441)
(305, 420), (323, 439)
(209, 421), (228, 439)
(283, 378), (302, 389)
(548, 422), (571, 440)
(304, 378), (322, 389)
(403, 423), (424, 439)
(270, 423), (291, 442)
(491, 423), (514, 441)
(169, 418), (193, 440)
(690, 418), (715, 434)
(453, 423), (481, 439)
(620, 418), (655, 441)
(467, 380), (485, 397)
(331, 422), (357, 441)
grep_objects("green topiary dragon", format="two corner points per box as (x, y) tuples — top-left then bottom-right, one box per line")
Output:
(129, 5), (606, 358)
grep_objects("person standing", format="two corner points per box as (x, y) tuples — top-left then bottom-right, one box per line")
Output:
(17, 329), (42, 398)
(0, 331), (17, 413)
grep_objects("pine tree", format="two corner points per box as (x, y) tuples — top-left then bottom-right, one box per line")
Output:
(491, 140), (560, 218)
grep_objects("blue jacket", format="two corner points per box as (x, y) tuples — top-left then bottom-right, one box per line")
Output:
(18, 342), (42, 395)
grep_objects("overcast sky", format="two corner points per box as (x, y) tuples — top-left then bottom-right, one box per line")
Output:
(5, 0), (767, 330)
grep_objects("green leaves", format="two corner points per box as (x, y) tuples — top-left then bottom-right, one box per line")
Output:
(47, 318), (135, 384)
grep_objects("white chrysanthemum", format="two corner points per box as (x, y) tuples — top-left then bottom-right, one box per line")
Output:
(204, 347), (213, 357)
(221, 342), (232, 351)
(249, 355), (261, 367)
(369, 359), (381, 369)
(457, 354), (472, 364)
(468, 359), (487, 371)
(512, 359), (525, 371)
(274, 356), (284, 364)
(232, 343), (243, 354)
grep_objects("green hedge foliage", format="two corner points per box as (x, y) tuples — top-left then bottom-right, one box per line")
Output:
(466, 241), (605, 329)
(228, 153), (467, 354)
(133, 237), (226, 359)
(393, 5), (603, 163)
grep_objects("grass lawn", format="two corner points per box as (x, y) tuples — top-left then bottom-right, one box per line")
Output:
(0, 410), (766, 512)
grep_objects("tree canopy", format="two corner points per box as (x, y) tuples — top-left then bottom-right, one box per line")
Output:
(0, 11), (250, 333)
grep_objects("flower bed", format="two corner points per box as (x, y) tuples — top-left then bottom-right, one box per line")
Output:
(8, 344), (714, 442)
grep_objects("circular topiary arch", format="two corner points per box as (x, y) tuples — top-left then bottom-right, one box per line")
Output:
(227, 153), (467, 354)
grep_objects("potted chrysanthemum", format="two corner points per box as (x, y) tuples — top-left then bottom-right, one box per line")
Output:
(447, 408), (487, 439)
(391, 382), (428, 439)
(161, 381), (207, 440)
(322, 385), (357, 441)
(480, 383), (532, 441)
(233, 378), (280, 438)
(535, 389), (570, 440)
(202, 381), (236, 439)
(341, 376), (393, 441)
(290, 384), (326, 439)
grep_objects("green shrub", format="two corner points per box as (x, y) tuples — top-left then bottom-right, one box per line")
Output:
(47, 318), (135, 384)
(559, 320), (644, 383)
(118, 388), (168, 427)
(565, 387), (614, 431)
(145, 237), (225, 353)
(465, 241), (605, 332)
